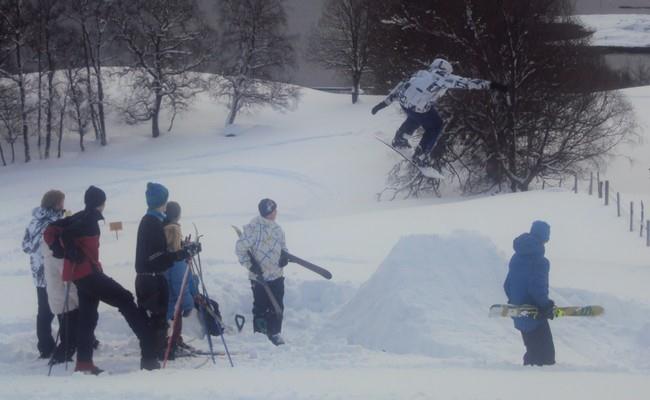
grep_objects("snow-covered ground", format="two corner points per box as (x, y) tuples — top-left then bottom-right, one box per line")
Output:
(1, 76), (649, 399)
(578, 14), (650, 47)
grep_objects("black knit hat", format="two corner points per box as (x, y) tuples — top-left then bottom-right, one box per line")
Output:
(258, 198), (277, 218)
(84, 186), (106, 209)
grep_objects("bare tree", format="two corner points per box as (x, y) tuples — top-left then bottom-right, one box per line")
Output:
(112, 0), (210, 138)
(215, 0), (298, 126)
(0, 0), (34, 162)
(68, 0), (112, 145)
(65, 67), (91, 152)
(308, 0), (373, 104)
(0, 81), (20, 164)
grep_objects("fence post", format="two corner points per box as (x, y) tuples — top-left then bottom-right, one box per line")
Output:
(598, 181), (603, 199)
(589, 172), (593, 195)
(641, 202), (645, 238)
(647, 220), (650, 247)
(573, 173), (578, 194)
(542, 180), (546, 190)
(617, 193), (621, 217)
(630, 202), (634, 232)
(604, 181), (609, 206)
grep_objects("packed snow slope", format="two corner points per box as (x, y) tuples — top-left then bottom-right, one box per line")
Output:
(0, 76), (649, 399)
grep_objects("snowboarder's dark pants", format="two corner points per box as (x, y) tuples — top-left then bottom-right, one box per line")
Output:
(521, 320), (555, 366)
(135, 274), (170, 358)
(394, 106), (444, 155)
(250, 277), (284, 336)
(36, 287), (55, 357)
(75, 272), (156, 363)
(52, 309), (78, 362)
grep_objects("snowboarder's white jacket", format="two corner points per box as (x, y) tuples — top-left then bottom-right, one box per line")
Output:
(236, 216), (288, 282)
(22, 207), (64, 287)
(384, 68), (490, 113)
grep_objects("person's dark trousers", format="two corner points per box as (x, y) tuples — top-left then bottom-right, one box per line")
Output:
(521, 319), (556, 366)
(393, 110), (421, 143)
(250, 277), (285, 336)
(36, 287), (55, 357)
(75, 272), (156, 362)
(135, 275), (169, 359)
(414, 107), (444, 155)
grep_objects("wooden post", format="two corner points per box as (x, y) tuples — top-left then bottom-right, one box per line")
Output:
(109, 221), (123, 240)
(647, 220), (650, 247)
(604, 181), (609, 206)
(630, 202), (634, 232)
(598, 181), (603, 199)
(589, 172), (593, 195)
(617, 193), (621, 217)
(542, 180), (546, 190)
(573, 173), (578, 194)
(641, 202), (645, 238)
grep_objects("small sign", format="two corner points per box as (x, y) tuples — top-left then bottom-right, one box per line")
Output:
(109, 221), (123, 239)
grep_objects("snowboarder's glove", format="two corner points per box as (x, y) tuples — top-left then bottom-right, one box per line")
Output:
(249, 258), (263, 276)
(371, 102), (388, 115)
(279, 250), (289, 268)
(536, 300), (555, 320)
(489, 82), (508, 93)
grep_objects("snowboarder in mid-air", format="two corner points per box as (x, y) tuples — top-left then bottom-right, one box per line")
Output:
(371, 58), (508, 166)
(235, 199), (289, 346)
(504, 221), (556, 366)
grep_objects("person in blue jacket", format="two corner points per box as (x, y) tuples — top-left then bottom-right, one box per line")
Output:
(504, 220), (556, 366)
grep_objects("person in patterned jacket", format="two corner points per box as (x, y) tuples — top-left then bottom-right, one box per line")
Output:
(371, 58), (508, 166)
(235, 198), (289, 346)
(22, 190), (66, 358)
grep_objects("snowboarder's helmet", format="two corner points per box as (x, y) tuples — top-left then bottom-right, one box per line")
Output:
(429, 58), (453, 74)
(258, 198), (277, 218)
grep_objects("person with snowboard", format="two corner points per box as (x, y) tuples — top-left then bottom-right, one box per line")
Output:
(235, 198), (289, 346)
(46, 186), (158, 373)
(504, 220), (556, 366)
(370, 58), (508, 166)
(22, 190), (67, 359)
(135, 183), (201, 361)
(162, 201), (200, 358)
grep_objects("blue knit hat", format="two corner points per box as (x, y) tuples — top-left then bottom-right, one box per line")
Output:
(146, 182), (169, 209)
(530, 220), (551, 243)
(258, 198), (277, 218)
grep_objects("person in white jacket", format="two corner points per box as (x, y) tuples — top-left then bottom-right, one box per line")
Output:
(371, 58), (508, 166)
(235, 199), (289, 346)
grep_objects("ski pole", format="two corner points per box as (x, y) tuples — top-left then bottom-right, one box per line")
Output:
(162, 260), (192, 368)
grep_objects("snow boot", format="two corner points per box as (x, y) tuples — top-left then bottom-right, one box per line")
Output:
(140, 357), (161, 371)
(74, 361), (104, 375)
(253, 317), (268, 335)
(392, 135), (410, 149)
(269, 333), (285, 346)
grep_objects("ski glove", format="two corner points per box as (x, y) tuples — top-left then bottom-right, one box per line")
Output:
(249, 258), (263, 276)
(536, 300), (555, 320)
(489, 82), (508, 93)
(371, 102), (388, 115)
(279, 250), (289, 268)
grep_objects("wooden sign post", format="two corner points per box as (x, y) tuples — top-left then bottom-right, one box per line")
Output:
(109, 221), (123, 240)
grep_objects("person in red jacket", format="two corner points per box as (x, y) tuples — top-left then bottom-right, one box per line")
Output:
(45, 186), (158, 374)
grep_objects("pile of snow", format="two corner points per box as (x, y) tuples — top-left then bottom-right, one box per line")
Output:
(578, 14), (650, 47)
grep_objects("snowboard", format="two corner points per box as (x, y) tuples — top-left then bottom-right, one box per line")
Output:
(375, 137), (444, 180)
(285, 252), (332, 280)
(489, 304), (605, 318)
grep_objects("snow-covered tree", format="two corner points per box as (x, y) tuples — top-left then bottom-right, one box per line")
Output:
(0, 82), (21, 164)
(308, 0), (374, 104)
(379, 0), (635, 193)
(215, 0), (297, 126)
(112, 0), (211, 138)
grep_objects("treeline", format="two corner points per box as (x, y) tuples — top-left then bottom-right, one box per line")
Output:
(0, 0), (296, 165)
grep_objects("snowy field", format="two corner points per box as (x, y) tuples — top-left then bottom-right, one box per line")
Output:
(578, 14), (650, 48)
(0, 74), (649, 399)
